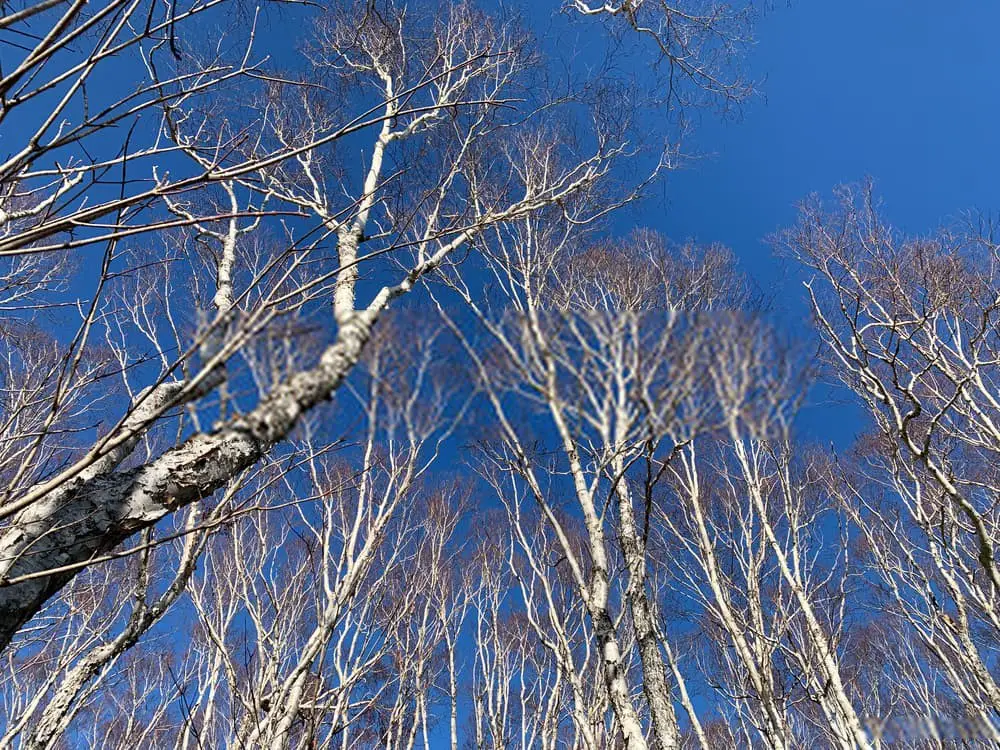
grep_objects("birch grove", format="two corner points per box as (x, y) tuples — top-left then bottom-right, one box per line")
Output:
(0, 1), (998, 748)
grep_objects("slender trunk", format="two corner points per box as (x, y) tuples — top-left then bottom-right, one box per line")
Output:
(613, 471), (680, 750)
(592, 604), (649, 750)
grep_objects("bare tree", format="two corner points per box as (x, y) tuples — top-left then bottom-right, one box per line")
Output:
(656, 320), (874, 749)
(784, 184), (1000, 743)
(436, 222), (758, 749)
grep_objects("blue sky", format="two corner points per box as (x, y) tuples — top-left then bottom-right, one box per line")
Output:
(660, 0), (999, 281)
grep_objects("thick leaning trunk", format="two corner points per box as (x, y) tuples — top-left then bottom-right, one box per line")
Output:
(0, 312), (378, 651)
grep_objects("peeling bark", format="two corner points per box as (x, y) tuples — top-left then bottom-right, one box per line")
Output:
(0, 311), (377, 651)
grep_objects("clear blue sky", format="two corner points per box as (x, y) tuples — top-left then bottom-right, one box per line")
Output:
(660, 0), (999, 283)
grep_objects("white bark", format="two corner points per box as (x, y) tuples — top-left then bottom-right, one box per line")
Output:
(0, 309), (376, 648)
